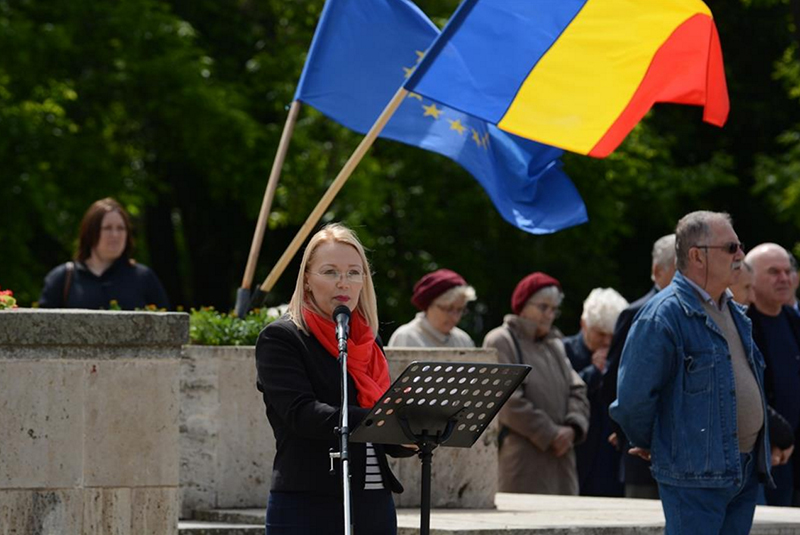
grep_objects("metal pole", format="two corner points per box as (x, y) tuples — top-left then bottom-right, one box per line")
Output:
(419, 439), (433, 535)
(338, 336), (353, 535)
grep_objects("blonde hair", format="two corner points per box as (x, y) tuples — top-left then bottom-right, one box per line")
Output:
(287, 223), (379, 335)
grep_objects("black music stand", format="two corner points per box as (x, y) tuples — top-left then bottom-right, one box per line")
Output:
(351, 361), (531, 535)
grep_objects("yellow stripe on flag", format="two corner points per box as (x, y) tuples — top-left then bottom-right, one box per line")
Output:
(498, 0), (712, 155)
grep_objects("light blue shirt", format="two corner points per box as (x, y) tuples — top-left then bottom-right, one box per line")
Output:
(683, 275), (733, 311)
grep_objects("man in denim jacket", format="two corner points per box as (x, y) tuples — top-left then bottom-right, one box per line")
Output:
(611, 211), (772, 535)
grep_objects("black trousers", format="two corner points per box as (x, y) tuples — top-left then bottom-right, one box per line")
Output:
(265, 489), (397, 535)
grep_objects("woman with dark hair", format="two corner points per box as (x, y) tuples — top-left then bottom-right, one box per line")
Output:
(38, 197), (170, 309)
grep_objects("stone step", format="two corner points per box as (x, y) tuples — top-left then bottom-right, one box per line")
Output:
(179, 520), (264, 535)
(191, 509), (265, 525)
(186, 494), (800, 535)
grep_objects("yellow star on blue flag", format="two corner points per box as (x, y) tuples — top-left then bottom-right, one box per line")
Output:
(292, 0), (587, 234)
(423, 103), (443, 119)
(449, 119), (466, 135)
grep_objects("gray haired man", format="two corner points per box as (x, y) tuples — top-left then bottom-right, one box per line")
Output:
(611, 211), (771, 535)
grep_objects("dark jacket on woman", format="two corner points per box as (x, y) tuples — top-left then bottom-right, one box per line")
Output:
(39, 257), (169, 310)
(255, 317), (412, 497)
(564, 332), (624, 497)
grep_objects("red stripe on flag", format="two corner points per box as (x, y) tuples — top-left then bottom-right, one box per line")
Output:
(589, 14), (729, 158)
(703, 22), (729, 127)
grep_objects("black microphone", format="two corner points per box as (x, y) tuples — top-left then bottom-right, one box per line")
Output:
(332, 305), (351, 351)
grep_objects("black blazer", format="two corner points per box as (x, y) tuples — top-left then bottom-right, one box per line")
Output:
(602, 288), (657, 411)
(255, 317), (413, 496)
(747, 304), (800, 485)
(747, 304), (800, 411)
(603, 287), (658, 486)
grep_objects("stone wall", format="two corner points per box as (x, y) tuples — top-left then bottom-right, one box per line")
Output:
(179, 345), (499, 516)
(180, 346), (274, 518)
(0, 312), (499, 532)
(0, 309), (188, 535)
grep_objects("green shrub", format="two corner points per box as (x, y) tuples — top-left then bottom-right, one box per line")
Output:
(189, 305), (286, 346)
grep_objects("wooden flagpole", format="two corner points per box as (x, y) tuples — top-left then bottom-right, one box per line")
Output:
(259, 86), (409, 294)
(234, 100), (302, 316)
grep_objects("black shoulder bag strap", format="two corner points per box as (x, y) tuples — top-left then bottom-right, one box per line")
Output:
(63, 261), (74, 306)
(507, 329), (524, 365)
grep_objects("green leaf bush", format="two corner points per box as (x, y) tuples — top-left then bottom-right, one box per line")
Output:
(189, 305), (286, 346)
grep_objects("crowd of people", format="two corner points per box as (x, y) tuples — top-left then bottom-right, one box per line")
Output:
(254, 212), (800, 535)
(38, 200), (800, 535)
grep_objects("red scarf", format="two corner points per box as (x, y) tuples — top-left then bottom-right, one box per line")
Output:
(303, 308), (390, 408)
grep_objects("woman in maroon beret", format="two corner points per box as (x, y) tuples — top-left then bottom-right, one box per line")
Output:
(482, 272), (589, 495)
(387, 268), (476, 347)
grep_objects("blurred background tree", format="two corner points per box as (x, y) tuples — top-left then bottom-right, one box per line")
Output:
(1, 0), (799, 341)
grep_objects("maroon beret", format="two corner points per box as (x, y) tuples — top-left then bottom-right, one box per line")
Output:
(511, 272), (561, 315)
(411, 269), (467, 311)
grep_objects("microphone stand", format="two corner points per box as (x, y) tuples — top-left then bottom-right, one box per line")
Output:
(330, 308), (353, 535)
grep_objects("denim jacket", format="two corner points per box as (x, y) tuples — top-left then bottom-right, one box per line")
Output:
(610, 271), (773, 489)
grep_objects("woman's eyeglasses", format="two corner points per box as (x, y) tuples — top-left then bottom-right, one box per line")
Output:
(694, 242), (745, 255)
(526, 302), (561, 317)
(311, 269), (365, 283)
(433, 304), (467, 317)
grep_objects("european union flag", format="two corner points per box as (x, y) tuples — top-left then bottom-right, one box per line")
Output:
(294, 0), (588, 234)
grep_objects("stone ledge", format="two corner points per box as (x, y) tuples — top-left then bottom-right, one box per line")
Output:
(0, 347), (185, 360)
(0, 309), (189, 349)
(179, 522), (263, 535)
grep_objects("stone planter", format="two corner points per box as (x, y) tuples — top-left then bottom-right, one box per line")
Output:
(0, 309), (187, 535)
(179, 346), (274, 518)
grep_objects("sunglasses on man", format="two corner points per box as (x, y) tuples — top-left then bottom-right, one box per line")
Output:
(694, 242), (745, 255)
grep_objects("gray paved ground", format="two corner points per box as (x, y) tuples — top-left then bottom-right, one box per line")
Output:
(180, 493), (800, 534)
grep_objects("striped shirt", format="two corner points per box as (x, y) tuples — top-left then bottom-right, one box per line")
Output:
(364, 442), (385, 490)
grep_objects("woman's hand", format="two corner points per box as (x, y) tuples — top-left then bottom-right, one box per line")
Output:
(550, 426), (575, 457)
(591, 347), (609, 371)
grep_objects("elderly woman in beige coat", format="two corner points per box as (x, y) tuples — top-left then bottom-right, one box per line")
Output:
(483, 272), (590, 495)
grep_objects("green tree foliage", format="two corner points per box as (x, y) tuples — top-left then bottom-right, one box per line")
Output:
(752, 0), (800, 259)
(2, 0), (799, 341)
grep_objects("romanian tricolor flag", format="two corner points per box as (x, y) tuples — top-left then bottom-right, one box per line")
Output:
(405, 0), (729, 158)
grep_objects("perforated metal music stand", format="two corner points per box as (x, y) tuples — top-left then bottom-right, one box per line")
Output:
(351, 361), (531, 535)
